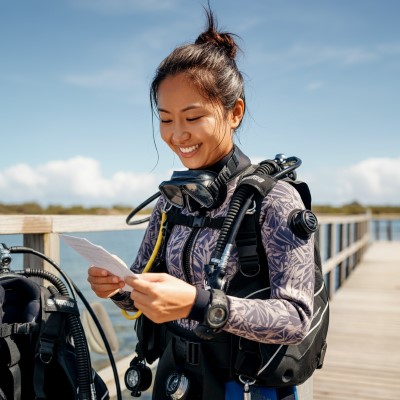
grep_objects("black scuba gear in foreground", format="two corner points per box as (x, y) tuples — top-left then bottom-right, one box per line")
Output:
(0, 244), (115, 400)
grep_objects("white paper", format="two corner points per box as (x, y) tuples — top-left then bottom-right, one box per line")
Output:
(60, 234), (137, 292)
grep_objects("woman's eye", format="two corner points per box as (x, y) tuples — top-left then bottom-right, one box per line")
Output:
(160, 118), (172, 124)
(187, 116), (202, 122)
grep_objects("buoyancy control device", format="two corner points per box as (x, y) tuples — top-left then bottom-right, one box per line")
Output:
(0, 243), (122, 400)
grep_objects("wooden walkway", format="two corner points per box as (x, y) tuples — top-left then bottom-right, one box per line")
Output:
(313, 241), (400, 400)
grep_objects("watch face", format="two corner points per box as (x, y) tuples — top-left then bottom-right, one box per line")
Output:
(209, 306), (227, 324)
(208, 306), (228, 326)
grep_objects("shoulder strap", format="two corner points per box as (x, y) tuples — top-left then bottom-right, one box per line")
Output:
(230, 177), (314, 293)
(33, 288), (78, 400)
(0, 335), (22, 400)
(227, 194), (270, 297)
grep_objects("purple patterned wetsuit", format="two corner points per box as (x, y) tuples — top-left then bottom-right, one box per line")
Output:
(112, 155), (315, 347)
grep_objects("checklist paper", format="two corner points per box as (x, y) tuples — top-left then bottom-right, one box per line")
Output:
(60, 234), (137, 292)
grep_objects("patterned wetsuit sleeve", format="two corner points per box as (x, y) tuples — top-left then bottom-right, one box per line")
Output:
(110, 198), (164, 311)
(224, 181), (315, 344)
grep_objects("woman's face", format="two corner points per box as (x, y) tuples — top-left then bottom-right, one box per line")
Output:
(157, 73), (243, 169)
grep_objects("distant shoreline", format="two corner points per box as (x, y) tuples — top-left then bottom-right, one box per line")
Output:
(1, 202), (400, 216)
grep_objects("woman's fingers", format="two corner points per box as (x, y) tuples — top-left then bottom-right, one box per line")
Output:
(87, 265), (124, 298)
(125, 273), (196, 323)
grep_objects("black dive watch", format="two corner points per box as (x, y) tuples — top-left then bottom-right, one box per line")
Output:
(205, 289), (229, 329)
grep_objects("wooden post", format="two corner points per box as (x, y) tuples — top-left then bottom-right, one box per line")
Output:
(374, 220), (380, 241)
(339, 223), (347, 286)
(327, 223), (337, 299)
(387, 220), (392, 241)
(23, 233), (60, 273)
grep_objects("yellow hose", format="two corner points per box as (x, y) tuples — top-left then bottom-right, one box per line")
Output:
(121, 212), (167, 320)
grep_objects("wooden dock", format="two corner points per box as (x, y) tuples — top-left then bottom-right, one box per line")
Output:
(313, 241), (400, 400)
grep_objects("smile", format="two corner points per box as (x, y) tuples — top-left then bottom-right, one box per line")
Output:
(179, 144), (200, 154)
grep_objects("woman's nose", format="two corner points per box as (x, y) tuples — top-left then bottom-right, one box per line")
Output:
(172, 123), (190, 142)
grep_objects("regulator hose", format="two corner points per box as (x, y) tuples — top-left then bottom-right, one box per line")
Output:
(126, 191), (161, 225)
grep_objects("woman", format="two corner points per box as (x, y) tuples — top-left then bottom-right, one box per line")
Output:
(88, 8), (315, 400)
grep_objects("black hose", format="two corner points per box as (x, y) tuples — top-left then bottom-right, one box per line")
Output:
(212, 161), (279, 259)
(10, 247), (77, 300)
(126, 191), (161, 225)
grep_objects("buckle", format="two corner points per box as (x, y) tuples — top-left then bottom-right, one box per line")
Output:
(192, 216), (206, 228)
(186, 341), (200, 365)
(13, 322), (31, 335)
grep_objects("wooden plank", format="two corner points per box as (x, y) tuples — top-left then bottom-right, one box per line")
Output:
(50, 215), (147, 233)
(0, 215), (52, 234)
(0, 214), (148, 235)
(314, 242), (400, 400)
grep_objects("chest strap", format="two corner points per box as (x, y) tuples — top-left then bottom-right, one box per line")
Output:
(166, 213), (225, 229)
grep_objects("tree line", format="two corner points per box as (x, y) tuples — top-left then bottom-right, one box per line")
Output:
(1, 201), (399, 215)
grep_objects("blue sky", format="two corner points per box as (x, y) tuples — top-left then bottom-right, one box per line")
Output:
(1, 0), (399, 207)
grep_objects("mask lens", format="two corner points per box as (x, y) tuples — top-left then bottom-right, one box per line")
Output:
(159, 184), (185, 208)
(182, 183), (214, 208)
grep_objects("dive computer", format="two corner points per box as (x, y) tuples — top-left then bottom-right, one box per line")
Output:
(205, 289), (229, 329)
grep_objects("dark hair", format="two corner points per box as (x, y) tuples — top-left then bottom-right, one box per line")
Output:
(150, 7), (245, 128)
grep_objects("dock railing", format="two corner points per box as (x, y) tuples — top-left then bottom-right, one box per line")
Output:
(2, 212), (395, 300)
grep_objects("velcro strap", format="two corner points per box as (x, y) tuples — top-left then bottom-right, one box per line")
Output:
(0, 322), (35, 337)
(0, 324), (12, 337)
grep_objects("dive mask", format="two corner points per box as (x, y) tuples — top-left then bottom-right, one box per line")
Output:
(159, 169), (219, 212)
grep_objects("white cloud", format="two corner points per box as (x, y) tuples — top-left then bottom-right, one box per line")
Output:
(1, 156), (398, 208)
(0, 157), (159, 207)
(247, 155), (400, 206)
(335, 157), (400, 205)
(303, 157), (400, 206)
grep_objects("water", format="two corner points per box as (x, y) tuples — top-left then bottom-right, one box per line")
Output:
(371, 219), (400, 241)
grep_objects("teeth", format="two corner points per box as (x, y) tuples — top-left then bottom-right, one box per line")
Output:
(180, 144), (199, 153)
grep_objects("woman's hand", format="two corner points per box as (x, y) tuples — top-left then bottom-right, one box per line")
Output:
(125, 273), (196, 323)
(87, 266), (125, 298)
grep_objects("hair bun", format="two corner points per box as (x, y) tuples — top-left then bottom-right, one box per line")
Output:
(194, 9), (238, 60)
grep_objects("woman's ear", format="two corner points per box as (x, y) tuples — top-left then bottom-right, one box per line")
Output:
(230, 98), (245, 129)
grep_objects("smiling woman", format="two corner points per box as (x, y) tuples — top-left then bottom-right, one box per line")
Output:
(87, 5), (319, 400)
